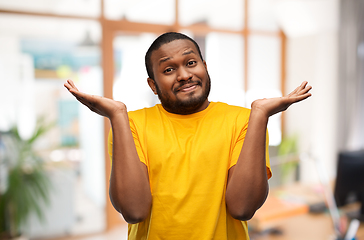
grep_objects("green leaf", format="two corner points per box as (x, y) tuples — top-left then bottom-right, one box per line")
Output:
(0, 116), (54, 237)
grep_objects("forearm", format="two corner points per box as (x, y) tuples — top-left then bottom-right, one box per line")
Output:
(109, 111), (152, 224)
(226, 108), (269, 220)
(226, 82), (312, 220)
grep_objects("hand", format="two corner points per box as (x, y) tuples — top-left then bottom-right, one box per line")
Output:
(64, 79), (127, 119)
(252, 81), (312, 117)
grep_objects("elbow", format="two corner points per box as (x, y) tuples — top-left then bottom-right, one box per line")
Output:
(226, 192), (268, 221)
(228, 207), (257, 221)
(122, 211), (150, 224)
(225, 184), (269, 221)
(112, 202), (151, 224)
(109, 193), (152, 224)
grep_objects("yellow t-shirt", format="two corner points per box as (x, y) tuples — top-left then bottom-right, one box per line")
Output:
(108, 102), (271, 240)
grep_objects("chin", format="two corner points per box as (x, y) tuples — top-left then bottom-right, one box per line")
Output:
(156, 79), (211, 114)
(164, 97), (208, 115)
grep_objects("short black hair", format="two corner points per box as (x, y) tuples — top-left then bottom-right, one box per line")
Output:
(145, 32), (204, 80)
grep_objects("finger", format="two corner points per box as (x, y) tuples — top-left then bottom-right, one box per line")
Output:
(291, 92), (312, 103)
(67, 79), (79, 91)
(67, 79), (74, 85)
(298, 81), (308, 89)
(287, 83), (303, 96)
(64, 79), (80, 94)
(288, 81), (309, 97)
(297, 85), (312, 95)
(69, 88), (92, 102)
(64, 82), (72, 91)
(64, 82), (78, 94)
(64, 81), (108, 115)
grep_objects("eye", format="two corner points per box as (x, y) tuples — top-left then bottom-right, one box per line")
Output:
(164, 67), (173, 74)
(187, 61), (197, 66)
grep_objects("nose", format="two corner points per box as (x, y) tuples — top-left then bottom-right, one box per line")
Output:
(176, 67), (192, 82)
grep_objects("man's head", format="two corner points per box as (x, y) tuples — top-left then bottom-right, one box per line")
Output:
(145, 32), (211, 115)
(145, 32), (204, 80)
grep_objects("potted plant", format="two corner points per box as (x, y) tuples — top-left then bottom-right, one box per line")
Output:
(278, 134), (300, 184)
(0, 118), (53, 239)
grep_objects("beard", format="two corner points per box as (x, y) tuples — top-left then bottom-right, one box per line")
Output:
(155, 74), (211, 115)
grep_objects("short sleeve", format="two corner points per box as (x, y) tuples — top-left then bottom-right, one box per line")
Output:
(229, 123), (272, 180)
(230, 116), (248, 169)
(108, 121), (147, 167)
(129, 118), (147, 166)
(108, 128), (113, 162)
(265, 132), (272, 179)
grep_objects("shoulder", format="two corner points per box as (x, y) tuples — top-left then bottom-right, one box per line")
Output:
(210, 102), (251, 117)
(128, 105), (161, 120)
(206, 102), (251, 128)
(127, 105), (164, 130)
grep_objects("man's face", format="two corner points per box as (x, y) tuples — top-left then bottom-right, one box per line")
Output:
(147, 39), (211, 115)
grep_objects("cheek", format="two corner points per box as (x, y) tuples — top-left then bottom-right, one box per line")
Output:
(159, 77), (176, 91)
(194, 67), (208, 78)
(155, 79), (176, 95)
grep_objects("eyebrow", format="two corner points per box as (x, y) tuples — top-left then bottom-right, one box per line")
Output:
(158, 50), (196, 66)
(182, 50), (195, 56)
(159, 57), (171, 65)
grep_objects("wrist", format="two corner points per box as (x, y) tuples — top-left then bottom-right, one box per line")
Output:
(109, 108), (128, 123)
(251, 102), (270, 119)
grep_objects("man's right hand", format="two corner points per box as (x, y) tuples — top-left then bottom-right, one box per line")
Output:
(64, 79), (127, 119)
(65, 79), (152, 223)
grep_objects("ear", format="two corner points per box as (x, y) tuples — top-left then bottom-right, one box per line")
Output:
(203, 60), (207, 70)
(147, 78), (158, 95)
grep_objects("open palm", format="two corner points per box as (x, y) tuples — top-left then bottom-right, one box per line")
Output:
(252, 81), (312, 117)
(64, 79), (127, 119)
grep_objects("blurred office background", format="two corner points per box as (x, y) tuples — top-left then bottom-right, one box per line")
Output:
(0, 0), (363, 239)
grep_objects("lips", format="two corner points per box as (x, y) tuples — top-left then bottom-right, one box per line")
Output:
(175, 82), (200, 92)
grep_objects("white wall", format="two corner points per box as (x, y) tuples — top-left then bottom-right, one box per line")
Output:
(282, 0), (340, 183)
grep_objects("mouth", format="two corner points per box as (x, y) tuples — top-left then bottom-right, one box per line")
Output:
(175, 82), (201, 93)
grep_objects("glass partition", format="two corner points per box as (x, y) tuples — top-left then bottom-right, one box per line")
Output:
(0, 0), (100, 17)
(179, 0), (244, 30)
(0, 14), (106, 238)
(248, 0), (279, 31)
(0, 0), (286, 237)
(206, 32), (245, 107)
(248, 35), (281, 90)
(104, 0), (175, 24)
(247, 35), (281, 145)
(112, 33), (158, 111)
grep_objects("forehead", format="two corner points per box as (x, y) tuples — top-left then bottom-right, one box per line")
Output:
(150, 39), (199, 64)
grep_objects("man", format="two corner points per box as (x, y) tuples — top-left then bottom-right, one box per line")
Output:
(64, 32), (312, 239)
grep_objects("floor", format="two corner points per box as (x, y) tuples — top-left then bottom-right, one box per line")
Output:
(50, 225), (128, 240)
(33, 173), (128, 240)
(60, 177), (128, 240)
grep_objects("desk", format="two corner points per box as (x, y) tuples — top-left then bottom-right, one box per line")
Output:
(249, 183), (364, 240)
(250, 212), (364, 240)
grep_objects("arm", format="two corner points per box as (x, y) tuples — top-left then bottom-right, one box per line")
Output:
(225, 81), (312, 221)
(64, 79), (152, 224)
